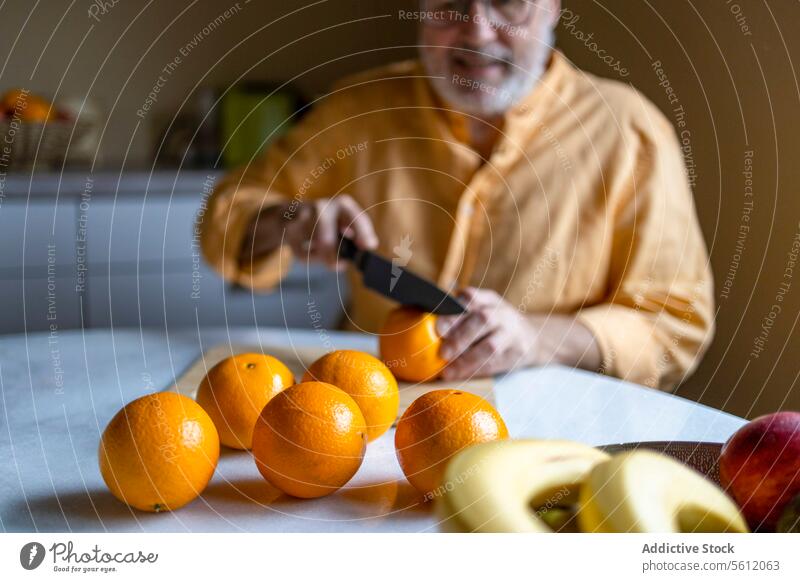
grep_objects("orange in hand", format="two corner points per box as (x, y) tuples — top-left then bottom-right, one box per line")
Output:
(303, 349), (399, 441)
(395, 389), (508, 497)
(379, 307), (447, 383)
(196, 353), (294, 450)
(252, 381), (368, 498)
(98, 392), (220, 512)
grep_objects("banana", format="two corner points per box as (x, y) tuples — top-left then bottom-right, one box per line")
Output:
(578, 451), (749, 533)
(435, 440), (610, 532)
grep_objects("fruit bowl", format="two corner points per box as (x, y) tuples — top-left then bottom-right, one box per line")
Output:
(599, 441), (723, 485)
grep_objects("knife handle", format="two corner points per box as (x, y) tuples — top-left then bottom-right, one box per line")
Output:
(338, 236), (361, 263)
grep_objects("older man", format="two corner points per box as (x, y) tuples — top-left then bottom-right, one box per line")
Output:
(201, 0), (714, 390)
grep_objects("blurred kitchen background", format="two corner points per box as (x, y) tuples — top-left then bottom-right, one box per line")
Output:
(0, 0), (798, 418)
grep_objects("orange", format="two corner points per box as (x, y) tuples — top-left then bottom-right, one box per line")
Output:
(1, 89), (55, 121)
(302, 350), (399, 441)
(252, 381), (367, 498)
(98, 392), (220, 512)
(1, 88), (30, 112)
(196, 353), (294, 450)
(20, 99), (54, 122)
(379, 307), (447, 382)
(395, 389), (508, 497)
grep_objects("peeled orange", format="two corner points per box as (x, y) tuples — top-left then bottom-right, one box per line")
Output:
(252, 381), (368, 498)
(98, 392), (220, 512)
(196, 353), (294, 450)
(395, 389), (508, 497)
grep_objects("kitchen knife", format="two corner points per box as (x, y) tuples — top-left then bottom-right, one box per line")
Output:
(338, 236), (467, 315)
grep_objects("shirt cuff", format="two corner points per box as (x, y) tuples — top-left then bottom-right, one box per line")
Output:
(200, 187), (292, 292)
(576, 303), (664, 390)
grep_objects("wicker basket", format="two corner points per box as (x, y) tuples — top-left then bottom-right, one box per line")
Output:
(0, 119), (90, 170)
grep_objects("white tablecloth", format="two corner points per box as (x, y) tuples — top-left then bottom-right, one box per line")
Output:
(0, 327), (745, 532)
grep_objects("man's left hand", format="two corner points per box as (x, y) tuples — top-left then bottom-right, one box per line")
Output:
(435, 287), (602, 380)
(436, 288), (538, 380)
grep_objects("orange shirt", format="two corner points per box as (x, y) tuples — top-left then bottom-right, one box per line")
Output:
(200, 51), (714, 390)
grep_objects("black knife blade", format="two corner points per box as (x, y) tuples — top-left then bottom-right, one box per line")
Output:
(338, 236), (466, 315)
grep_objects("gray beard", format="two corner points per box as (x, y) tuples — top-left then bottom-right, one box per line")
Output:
(420, 31), (553, 117)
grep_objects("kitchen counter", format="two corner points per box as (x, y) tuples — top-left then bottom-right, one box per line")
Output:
(0, 327), (745, 533)
(0, 169), (222, 198)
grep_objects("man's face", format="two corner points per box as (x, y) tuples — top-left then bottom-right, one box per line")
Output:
(419, 0), (561, 117)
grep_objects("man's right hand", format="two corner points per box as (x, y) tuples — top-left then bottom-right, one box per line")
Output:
(244, 195), (379, 270)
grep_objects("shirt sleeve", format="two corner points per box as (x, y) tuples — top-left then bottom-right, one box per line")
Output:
(576, 121), (715, 391)
(199, 92), (350, 290)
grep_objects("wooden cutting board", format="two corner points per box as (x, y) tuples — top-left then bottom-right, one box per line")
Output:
(168, 343), (495, 419)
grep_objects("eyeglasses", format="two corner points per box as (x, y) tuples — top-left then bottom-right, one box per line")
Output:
(421, 0), (534, 27)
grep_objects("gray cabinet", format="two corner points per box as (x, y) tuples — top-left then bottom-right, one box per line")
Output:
(0, 171), (345, 334)
(0, 276), (82, 332)
(0, 198), (80, 332)
(85, 198), (200, 265)
(86, 263), (343, 330)
(0, 199), (77, 274)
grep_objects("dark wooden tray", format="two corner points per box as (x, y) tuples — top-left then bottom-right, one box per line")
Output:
(599, 441), (724, 485)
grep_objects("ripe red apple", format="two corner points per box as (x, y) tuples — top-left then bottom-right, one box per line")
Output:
(719, 411), (800, 531)
(778, 492), (800, 533)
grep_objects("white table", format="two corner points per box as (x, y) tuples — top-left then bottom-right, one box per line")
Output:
(0, 327), (745, 532)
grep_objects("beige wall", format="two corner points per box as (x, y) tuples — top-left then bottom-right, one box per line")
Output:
(1, 0), (798, 418)
(0, 0), (418, 166)
(553, 1), (800, 419)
